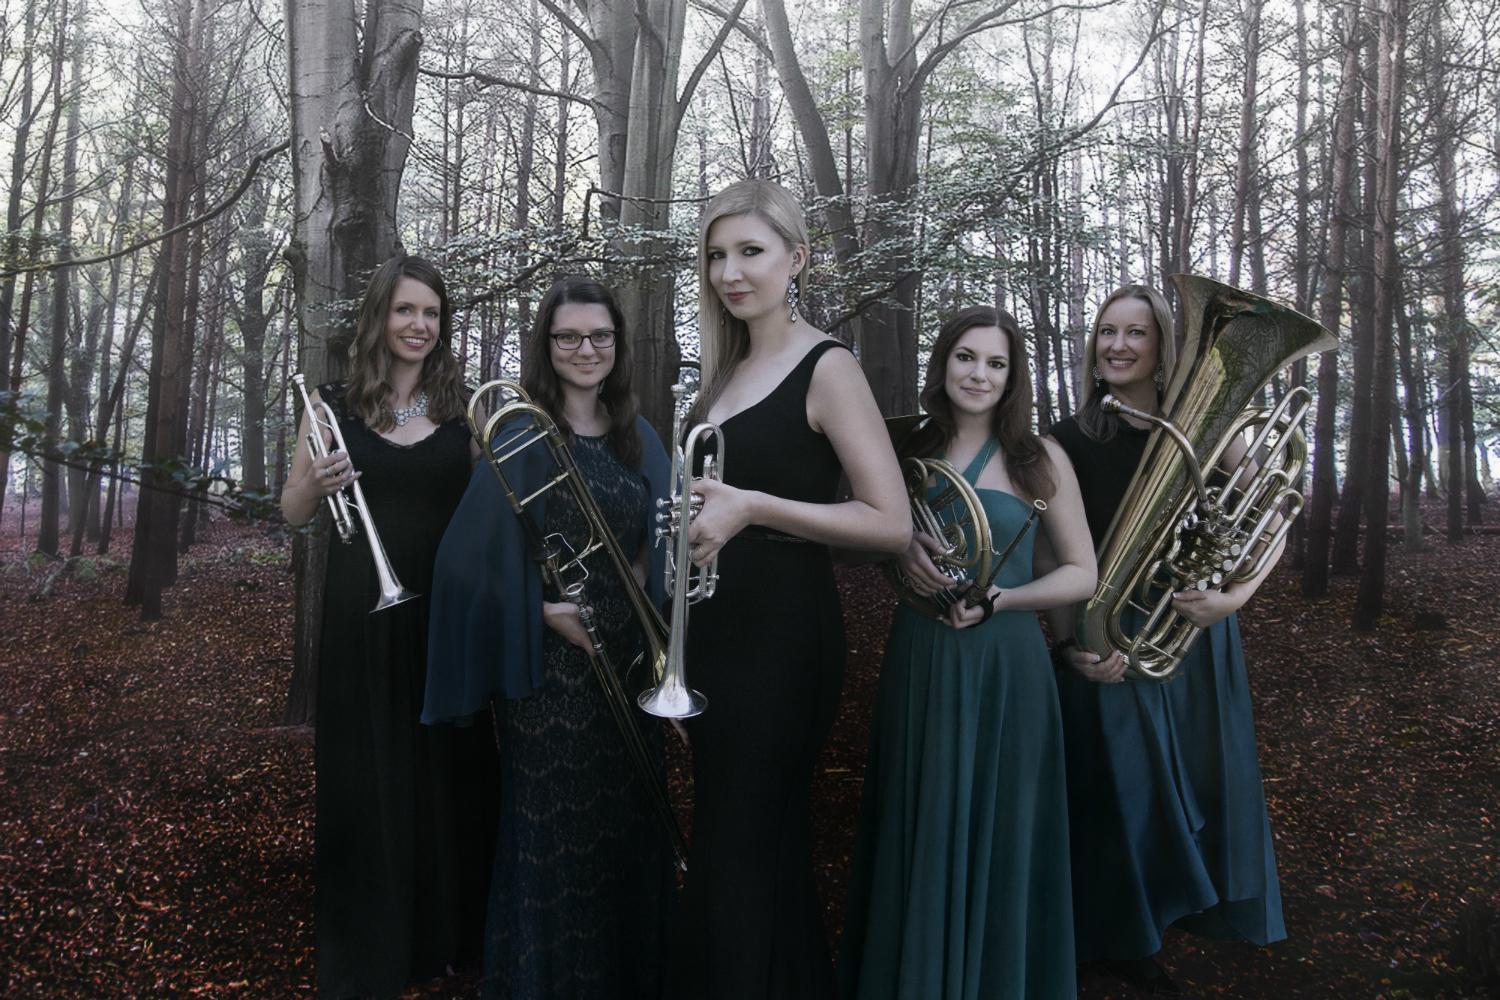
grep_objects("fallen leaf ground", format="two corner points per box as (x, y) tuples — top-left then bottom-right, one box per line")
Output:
(1, 501), (1496, 998)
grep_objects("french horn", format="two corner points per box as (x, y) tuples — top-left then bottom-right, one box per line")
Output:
(882, 417), (1046, 620)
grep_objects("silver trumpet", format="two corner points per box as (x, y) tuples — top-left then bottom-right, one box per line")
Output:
(639, 382), (720, 719)
(293, 373), (417, 613)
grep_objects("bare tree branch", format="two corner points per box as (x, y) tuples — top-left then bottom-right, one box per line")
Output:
(677, 0), (752, 123)
(419, 66), (597, 109)
(0, 138), (291, 278)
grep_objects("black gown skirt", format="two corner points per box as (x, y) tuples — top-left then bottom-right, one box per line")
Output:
(314, 385), (498, 999)
(676, 341), (848, 1000)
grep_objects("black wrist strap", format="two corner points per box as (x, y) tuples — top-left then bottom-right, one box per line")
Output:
(963, 582), (997, 624)
(1051, 637), (1078, 668)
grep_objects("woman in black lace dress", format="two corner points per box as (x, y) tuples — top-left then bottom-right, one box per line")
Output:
(280, 255), (496, 998)
(423, 277), (674, 999)
(673, 180), (911, 999)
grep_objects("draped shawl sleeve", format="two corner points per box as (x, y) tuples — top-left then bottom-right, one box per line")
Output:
(421, 413), (671, 723)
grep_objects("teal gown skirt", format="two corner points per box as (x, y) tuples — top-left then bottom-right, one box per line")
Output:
(1055, 612), (1286, 961)
(839, 489), (1076, 1000)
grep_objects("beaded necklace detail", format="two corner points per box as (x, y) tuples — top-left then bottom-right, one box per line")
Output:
(391, 390), (429, 427)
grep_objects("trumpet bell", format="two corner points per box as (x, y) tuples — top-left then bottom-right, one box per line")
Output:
(637, 675), (707, 719)
(373, 583), (418, 613)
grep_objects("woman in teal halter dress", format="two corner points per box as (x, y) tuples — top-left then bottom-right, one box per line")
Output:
(839, 307), (1097, 1000)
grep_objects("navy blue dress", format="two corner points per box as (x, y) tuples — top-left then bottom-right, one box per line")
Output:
(423, 417), (675, 1000)
(1050, 414), (1285, 962)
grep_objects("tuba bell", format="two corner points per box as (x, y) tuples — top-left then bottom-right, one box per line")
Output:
(1077, 274), (1338, 681)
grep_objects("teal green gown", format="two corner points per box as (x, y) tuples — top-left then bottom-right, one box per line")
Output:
(839, 440), (1076, 1000)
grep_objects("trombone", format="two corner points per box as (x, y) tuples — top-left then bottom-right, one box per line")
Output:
(467, 379), (688, 870)
(292, 373), (416, 613)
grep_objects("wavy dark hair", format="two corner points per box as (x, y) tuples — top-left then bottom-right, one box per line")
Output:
(520, 276), (642, 467)
(901, 305), (1056, 502)
(343, 255), (466, 431)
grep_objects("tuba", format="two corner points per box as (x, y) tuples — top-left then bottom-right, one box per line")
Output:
(882, 416), (1047, 619)
(467, 379), (688, 869)
(638, 381), (719, 719)
(1077, 274), (1338, 681)
(293, 373), (416, 613)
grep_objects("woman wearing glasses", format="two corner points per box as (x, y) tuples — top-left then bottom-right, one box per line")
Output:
(424, 277), (675, 999)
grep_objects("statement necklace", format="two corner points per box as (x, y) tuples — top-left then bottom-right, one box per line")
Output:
(391, 390), (429, 427)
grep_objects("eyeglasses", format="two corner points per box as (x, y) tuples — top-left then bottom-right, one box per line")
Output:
(550, 330), (616, 350)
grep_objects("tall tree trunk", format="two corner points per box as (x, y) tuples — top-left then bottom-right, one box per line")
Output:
(1332, 34), (1380, 575)
(1227, 0), (1262, 288)
(39, 18), (82, 558)
(1304, 0), (1359, 599)
(236, 180), (276, 493)
(283, 0), (425, 724)
(1395, 281), (1424, 551)
(1288, 0), (1313, 569)
(126, 0), (204, 620)
(1353, 0), (1404, 631)
(0, 0), (43, 528)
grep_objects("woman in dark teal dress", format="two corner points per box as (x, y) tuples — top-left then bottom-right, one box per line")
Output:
(1045, 283), (1286, 994)
(839, 306), (1097, 1000)
(422, 277), (675, 999)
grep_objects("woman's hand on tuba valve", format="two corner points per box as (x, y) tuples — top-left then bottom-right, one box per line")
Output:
(897, 531), (957, 596)
(684, 476), (752, 567)
(1064, 645), (1128, 684)
(1169, 586), (1244, 629)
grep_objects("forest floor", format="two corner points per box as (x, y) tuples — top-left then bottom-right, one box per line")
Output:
(1, 500), (1497, 999)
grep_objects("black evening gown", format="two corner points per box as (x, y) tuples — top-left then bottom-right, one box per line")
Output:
(483, 432), (674, 1000)
(677, 340), (848, 1000)
(314, 384), (497, 999)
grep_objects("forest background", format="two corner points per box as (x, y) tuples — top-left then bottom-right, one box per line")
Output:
(0, 0), (1497, 993)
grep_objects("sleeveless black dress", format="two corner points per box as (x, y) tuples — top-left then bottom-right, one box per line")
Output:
(314, 384), (497, 998)
(677, 341), (848, 999)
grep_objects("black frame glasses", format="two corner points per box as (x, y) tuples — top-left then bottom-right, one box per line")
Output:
(549, 330), (616, 350)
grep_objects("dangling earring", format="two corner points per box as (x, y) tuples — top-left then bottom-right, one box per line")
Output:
(1154, 363), (1165, 392)
(1092, 365), (1103, 388)
(786, 277), (801, 324)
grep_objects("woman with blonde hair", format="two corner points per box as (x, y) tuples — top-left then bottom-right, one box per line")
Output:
(1044, 283), (1285, 994)
(674, 179), (910, 999)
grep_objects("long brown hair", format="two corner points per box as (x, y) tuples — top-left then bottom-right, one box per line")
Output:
(520, 276), (642, 468)
(692, 179), (810, 422)
(343, 255), (466, 431)
(1075, 283), (1177, 441)
(902, 306), (1056, 502)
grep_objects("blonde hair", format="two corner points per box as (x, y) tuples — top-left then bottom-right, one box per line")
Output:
(1076, 283), (1178, 441)
(694, 180), (810, 420)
